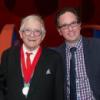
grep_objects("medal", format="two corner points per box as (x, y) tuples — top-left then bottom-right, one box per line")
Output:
(21, 47), (42, 98)
(22, 83), (30, 97)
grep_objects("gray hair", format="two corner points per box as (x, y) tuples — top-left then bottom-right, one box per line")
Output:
(19, 14), (46, 36)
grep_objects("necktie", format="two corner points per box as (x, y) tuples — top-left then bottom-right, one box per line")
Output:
(70, 47), (77, 100)
(26, 52), (32, 68)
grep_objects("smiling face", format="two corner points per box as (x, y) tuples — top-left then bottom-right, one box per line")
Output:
(19, 17), (45, 51)
(58, 12), (81, 44)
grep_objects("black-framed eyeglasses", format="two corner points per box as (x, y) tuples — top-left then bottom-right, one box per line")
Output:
(22, 29), (42, 36)
(58, 21), (80, 31)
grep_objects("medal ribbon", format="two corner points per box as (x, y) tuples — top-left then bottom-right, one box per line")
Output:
(21, 47), (42, 83)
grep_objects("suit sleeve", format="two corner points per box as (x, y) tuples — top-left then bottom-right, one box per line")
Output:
(54, 54), (64, 100)
(0, 50), (8, 99)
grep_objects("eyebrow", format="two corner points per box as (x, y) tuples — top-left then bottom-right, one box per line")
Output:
(59, 21), (78, 27)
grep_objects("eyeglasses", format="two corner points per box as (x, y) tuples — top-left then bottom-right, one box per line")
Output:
(58, 21), (80, 31)
(22, 29), (42, 36)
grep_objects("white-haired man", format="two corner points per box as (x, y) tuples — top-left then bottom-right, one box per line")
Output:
(0, 14), (64, 100)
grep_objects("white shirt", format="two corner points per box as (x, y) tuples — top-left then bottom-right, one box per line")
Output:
(22, 44), (39, 65)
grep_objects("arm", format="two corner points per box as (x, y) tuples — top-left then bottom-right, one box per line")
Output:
(54, 54), (64, 100)
(0, 50), (8, 99)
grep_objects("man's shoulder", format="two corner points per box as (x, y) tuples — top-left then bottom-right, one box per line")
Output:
(50, 43), (66, 53)
(82, 37), (100, 52)
(83, 37), (100, 45)
(2, 45), (20, 56)
(43, 47), (62, 56)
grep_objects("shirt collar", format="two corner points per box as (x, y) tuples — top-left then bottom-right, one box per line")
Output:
(65, 36), (82, 52)
(22, 44), (39, 55)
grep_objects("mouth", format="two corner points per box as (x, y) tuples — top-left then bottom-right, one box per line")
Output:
(28, 39), (36, 42)
(68, 32), (75, 36)
(27, 36), (40, 42)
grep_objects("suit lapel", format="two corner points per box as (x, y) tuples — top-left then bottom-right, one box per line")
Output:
(28, 48), (45, 97)
(58, 43), (66, 67)
(82, 37), (95, 93)
(60, 44), (67, 79)
(11, 46), (45, 98)
(14, 46), (24, 96)
(57, 43), (67, 100)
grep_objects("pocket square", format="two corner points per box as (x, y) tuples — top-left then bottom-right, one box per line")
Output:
(46, 69), (51, 75)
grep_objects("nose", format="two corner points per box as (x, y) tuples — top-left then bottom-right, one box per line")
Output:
(68, 25), (73, 31)
(30, 31), (34, 37)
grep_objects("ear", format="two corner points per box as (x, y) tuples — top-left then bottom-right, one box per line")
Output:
(41, 34), (45, 40)
(78, 23), (81, 30)
(57, 28), (63, 36)
(19, 31), (23, 39)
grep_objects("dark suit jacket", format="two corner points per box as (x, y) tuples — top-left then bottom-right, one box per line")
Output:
(0, 64), (4, 100)
(0, 45), (64, 100)
(54, 37), (100, 100)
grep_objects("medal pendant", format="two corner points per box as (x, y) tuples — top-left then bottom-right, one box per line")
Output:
(22, 83), (30, 97)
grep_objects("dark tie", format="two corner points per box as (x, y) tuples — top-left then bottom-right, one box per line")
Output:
(70, 47), (77, 100)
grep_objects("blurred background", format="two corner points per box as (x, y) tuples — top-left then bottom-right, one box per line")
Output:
(0, 0), (100, 59)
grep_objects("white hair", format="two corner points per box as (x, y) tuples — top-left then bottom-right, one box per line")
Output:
(19, 14), (46, 36)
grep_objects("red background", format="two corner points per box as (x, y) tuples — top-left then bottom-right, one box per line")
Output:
(0, 0), (100, 47)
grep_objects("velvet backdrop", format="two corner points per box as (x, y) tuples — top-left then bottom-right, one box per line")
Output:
(0, 0), (100, 47)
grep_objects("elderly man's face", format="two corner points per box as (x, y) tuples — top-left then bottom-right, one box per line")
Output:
(19, 20), (45, 51)
(58, 12), (81, 44)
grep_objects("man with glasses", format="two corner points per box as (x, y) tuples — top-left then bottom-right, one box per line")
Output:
(0, 14), (64, 100)
(54, 7), (100, 100)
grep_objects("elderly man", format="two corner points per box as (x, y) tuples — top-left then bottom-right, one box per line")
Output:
(0, 14), (64, 100)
